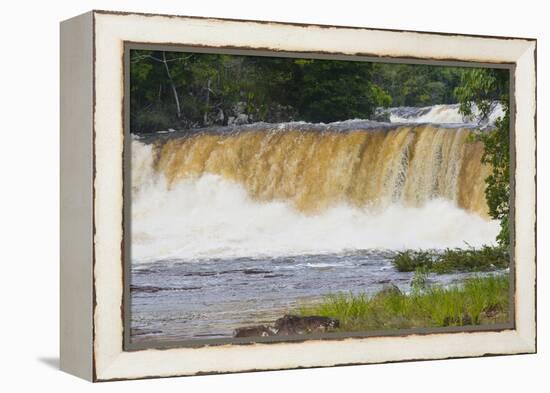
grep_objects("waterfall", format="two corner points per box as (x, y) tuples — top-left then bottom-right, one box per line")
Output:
(138, 125), (489, 216)
(130, 122), (499, 263)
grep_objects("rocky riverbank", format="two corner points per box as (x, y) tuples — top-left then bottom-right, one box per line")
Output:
(234, 315), (340, 338)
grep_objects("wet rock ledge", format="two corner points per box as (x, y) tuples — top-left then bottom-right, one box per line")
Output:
(234, 315), (340, 338)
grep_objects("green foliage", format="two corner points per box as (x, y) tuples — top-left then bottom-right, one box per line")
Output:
(410, 267), (430, 293)
(371, 63), (467, 107)
(130, 50), (394, 132)
(455, 68), (508, 121)
(433, 245), (509, 273)
(130, 50), (477, 132)
(391, 246), (509, 274)
(295, 60), (390, 122)
(133, 107), (175, 133)
(455, 68), (510, 246)
(478, 114), (510, 246)
(298, 275), (509, 331)
(393, 250), (434, 272)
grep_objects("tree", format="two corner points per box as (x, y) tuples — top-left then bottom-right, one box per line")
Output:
(455, 68), (510, 246)
(130, 50), (195, 131)
(293, 59), (391, 122)
(372, 63), (466, 107)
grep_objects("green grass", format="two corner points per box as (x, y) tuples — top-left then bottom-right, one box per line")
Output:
(392, 245), (509, 274)
(297, 275), (510, 332)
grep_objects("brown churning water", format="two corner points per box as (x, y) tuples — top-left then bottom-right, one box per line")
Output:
(151, 125), (490, 218)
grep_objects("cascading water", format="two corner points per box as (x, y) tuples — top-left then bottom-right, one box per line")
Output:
(379, 102), (504, 125)
(131, 121), (498, 264)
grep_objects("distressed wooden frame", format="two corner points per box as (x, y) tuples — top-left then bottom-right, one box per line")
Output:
(60, 10), (537, 382)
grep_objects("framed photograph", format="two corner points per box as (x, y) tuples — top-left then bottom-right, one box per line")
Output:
(60, 10), (536, 381)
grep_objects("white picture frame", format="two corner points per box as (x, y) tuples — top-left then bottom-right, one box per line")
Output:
(60, 10), (536, 381)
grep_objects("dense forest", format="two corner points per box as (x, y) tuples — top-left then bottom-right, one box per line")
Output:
(130, 50), (508, 133)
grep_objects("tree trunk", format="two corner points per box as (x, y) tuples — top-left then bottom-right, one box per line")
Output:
(203, 78), (211, 125)
(162, 51), (182, 119)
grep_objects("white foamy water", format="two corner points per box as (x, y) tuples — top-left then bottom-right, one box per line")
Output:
(384, 103), (504, 125)
(131, 170), (499, 264)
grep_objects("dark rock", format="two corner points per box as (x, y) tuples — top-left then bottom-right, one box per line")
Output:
(442, 314), (473, 327)
(218, 269), (241, 275)
(461, 313), (472, 326)
(183, 271), (217, 277)
(375, 283), (402, 298)
(242, 268), (271, 275)
(234, 325), (277, 338)
(130, 285), (201, 293)
(233, 315), (340, 338)
(131, 328), (162, 336)
(130, 285), (164, 293)
(483, 304), (500, 318)
(274, 315), (340, 336)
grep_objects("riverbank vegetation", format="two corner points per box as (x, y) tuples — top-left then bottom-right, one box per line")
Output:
(392, 245), (509, 274)
(130, 50), (509, 132)
(298, 275), (509, 331)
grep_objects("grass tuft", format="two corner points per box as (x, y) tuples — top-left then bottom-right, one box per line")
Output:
(298, 275), (509, 332)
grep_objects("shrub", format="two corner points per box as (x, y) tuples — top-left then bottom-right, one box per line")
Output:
(410, 267), (430, 293)
(392, 250), (434, 272)
(391, 245), (509, 274)
(433, 245), (509, 273)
